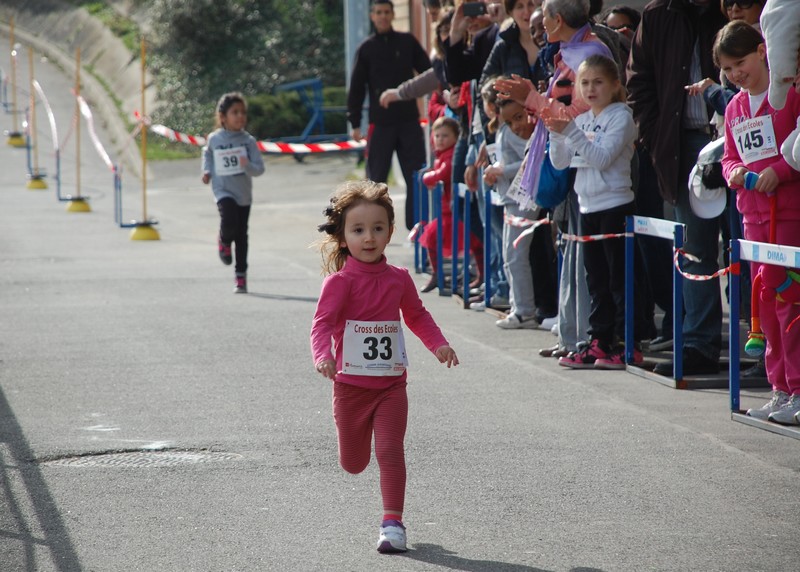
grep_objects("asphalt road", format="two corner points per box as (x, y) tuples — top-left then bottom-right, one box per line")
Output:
(1, 34), (799, 572)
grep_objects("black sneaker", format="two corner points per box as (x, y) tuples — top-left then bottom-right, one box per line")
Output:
(219, 236), (232, 265)
(653, 347), (720, 376)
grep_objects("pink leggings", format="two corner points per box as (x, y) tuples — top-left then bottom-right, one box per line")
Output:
(332, 381), (408, 516)
(745, 220), (800, 394)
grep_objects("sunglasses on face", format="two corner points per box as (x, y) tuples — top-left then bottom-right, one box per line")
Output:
(724, 0), (758, 8)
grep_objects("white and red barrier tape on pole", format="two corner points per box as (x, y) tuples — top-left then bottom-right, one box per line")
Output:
(673, 248), (735, 281)
(139, 113), (367, 155)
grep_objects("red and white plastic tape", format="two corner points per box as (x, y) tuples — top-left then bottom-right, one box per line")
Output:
(673, 248), (733, 281)
(77, 95), (116, 172)
(147, 121), (366, 155)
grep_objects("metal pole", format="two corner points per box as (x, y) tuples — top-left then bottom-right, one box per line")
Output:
(673, 226), (685, 381)
(140, 36), (148, 222)
(729, 239), (741, 411)
(435, 183), (444, 294)
(484, 185), (492, 306)
(10, 17), (18, 134)
(625, 216), (634, 363)
(462, 185), (472, 305)
(75, 47), (81, 198)
(28, 48), (39, 176)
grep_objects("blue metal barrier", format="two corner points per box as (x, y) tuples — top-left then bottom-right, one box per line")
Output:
(624, 216), (686, 383)
(460, 187), (472, 306)
(272, 78), (350, 144)
(729, 240), (800, 433)
(483, 181), (493, 308)
(434, 182), (445, 294)
(413, 167), (431, 274)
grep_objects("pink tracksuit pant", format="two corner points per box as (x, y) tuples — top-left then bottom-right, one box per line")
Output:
(332, 381), (408, 515)
(745, 220), (800, 395)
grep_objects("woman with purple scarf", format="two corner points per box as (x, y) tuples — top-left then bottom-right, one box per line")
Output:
(495, 0), (613, 359)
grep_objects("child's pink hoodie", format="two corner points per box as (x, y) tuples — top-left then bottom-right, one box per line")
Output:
(310, 255), (449, 389)
(722, 87), (800, 225)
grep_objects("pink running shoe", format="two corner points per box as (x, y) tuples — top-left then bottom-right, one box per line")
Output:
(558, 339), (608, 369)
(595, 345), (644, 370)
(218, 235), (232, 265)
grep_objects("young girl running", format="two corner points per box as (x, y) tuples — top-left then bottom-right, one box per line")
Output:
(202, 92), (265, 293)
(718, 21), (800, 424)
(542, 54), (641, 369)
(310, 180), (459, 553)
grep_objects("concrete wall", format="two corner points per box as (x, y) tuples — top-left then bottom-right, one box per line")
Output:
(0, 0), (153, 176)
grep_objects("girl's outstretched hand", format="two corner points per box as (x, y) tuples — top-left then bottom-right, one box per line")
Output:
(684, 78), (715, 97)
(316, 359), (337, 380)
(435, 345), (459, 368)
(540, 106), (571, 134)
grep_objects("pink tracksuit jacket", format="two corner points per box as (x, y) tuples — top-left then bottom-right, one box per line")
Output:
(310, 255), (449, 389)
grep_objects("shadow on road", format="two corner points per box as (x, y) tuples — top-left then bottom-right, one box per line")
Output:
(404, 543), (607, 572)
(0, 387), (83, 571)
(247, 291), (319, 303)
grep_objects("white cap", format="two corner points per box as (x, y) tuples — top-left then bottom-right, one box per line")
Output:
(688, 164), (726, 219)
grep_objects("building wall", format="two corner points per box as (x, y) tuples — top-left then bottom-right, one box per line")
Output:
(394, 0), (431, 51)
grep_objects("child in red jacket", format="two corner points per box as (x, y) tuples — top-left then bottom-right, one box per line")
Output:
(419, 116), (484, 292)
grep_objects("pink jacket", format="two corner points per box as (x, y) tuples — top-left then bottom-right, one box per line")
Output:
(722, 87), (800, 225)
(310, 255), (449, 389)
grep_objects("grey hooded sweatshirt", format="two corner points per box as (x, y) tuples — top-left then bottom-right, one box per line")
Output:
(202, 128), (265, 206)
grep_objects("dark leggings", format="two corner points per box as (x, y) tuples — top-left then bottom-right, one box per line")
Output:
(580, 201), (637, 348)
(217, 198), (251, 275)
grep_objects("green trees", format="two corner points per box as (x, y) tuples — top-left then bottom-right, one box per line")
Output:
(148, 0), (344, 135)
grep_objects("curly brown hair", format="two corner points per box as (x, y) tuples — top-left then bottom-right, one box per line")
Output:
(316, 180), (395, 274)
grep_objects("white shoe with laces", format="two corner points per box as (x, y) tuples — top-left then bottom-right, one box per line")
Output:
(746, 390), (790, 420)
(377, 519), (407, 553)
(496, 313), (539, 329)
(767, 394), (800, 425)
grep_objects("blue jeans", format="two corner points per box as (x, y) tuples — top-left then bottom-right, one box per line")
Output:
(674, 130), (723, 360)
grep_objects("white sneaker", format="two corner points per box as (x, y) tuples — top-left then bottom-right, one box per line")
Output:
(550, 323), (559, 336)
(377, 520), (407, 553)
(747, 390), (790, 420)
(768, 394), (800, 425)
(539, 316), (557, 331)
(496, 313), (539, 329)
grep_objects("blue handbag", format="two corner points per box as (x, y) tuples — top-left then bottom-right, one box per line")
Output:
(535, 139), (570, 209)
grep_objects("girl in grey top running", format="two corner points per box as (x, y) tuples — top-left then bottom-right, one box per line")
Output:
(202, 92), (265, 293)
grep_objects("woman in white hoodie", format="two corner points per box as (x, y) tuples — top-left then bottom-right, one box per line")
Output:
(543, 54), (639, 369)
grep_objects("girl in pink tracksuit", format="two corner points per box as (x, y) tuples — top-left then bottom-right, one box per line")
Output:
(719, 21), (800, 424)
(310, 180), (458, 553)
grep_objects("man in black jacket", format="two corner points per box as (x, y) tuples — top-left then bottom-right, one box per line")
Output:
(347, 0), (432, 230)
(627, 0), (727, 376)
